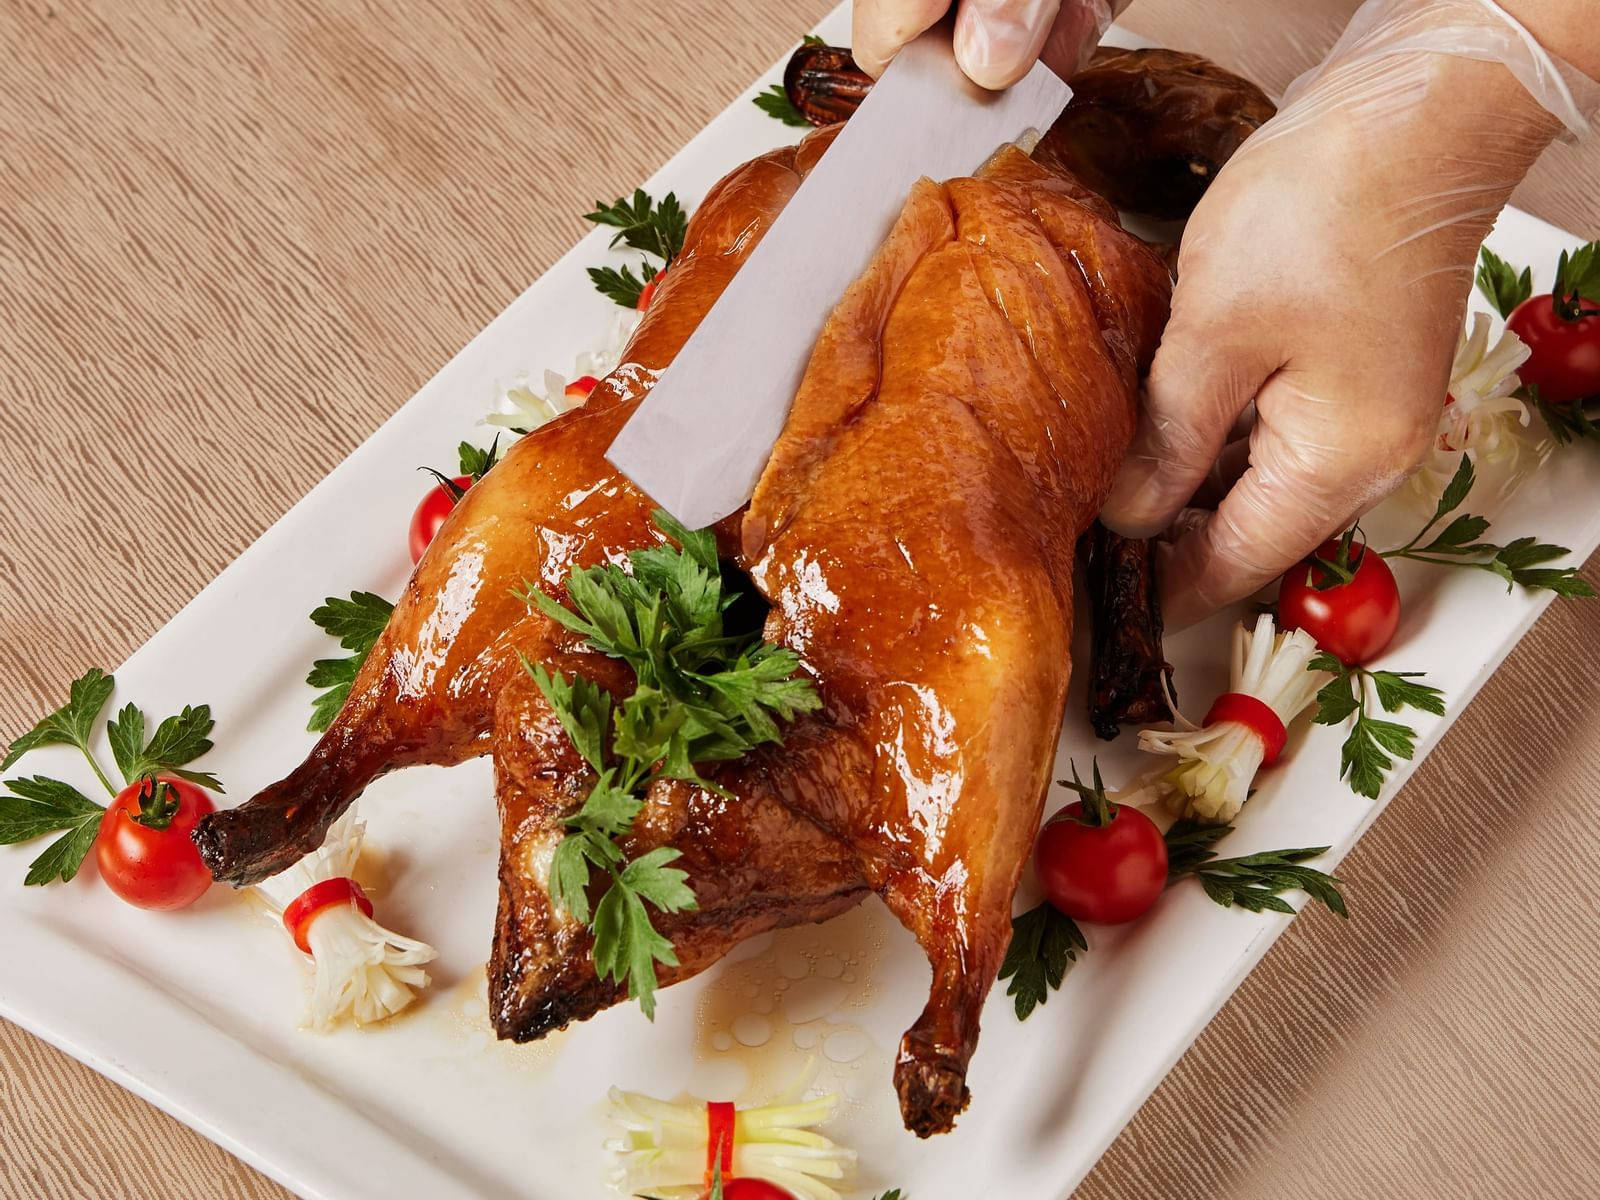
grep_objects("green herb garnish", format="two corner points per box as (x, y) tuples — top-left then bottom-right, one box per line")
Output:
(753, 83), (810, 127)
(1309, 653), (1445, 799)
(306, 591), (395, 732)
(584, 190), (686, 309)
(522, 510), (821, 1018)
(1475, 246), (1533, 319)
(997, 901), (1086, 1021)
(1164, 819), (1346, 917)
(1382, 455), (1594, 596)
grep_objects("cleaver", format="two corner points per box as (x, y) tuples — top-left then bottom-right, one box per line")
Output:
(606, 30), (1072, 530)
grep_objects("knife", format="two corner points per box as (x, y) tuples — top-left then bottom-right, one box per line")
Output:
(606, 29), (1072, 530)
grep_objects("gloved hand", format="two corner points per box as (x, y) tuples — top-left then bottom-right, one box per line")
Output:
(1098, 0), (1598, 630)
(853, 0), (1122, 88)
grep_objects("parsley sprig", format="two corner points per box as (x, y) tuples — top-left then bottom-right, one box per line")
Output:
(754, 84), (810, 127)
(1551, 240), (1600, 321)
(585, 190), (688, 308)
(1381, 456), (1594, 596)
(1, 669), (222, 883)
(1530, 384), (1600, 445)
(521, 511), (821, 1018)
(306, 591), (395, 732)
(998, 901), (1086, 1021)
(1164, 820), (1347, 917)
(1476, 246), (1533, 319)
(1309, 653), (1444, 799)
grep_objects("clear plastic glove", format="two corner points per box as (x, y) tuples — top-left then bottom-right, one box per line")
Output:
(853, 0), (1122, 88)
(1100, 0), (1598, 630)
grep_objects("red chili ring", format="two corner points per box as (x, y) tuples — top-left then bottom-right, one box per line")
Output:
(282, 877), (374, 954)
(1203, 692), (1288, 767)
(705, 1100), (736, 1185)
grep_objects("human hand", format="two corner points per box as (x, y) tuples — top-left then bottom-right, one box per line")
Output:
(853, 0), (1120, 89)
(1100, 0), (1594, 630)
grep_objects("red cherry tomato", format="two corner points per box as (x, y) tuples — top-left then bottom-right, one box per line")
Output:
(636, 267), (665, 312)
(95, 776), (215, 910)
(408, 474), (471, 564)
(1506, 294), (1600, 407)
(1277, 539), (1401, 668)
(718, 1180), (795, 1200)
(1034, 801), (1168, 926)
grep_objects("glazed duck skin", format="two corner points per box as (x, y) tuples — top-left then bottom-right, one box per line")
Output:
(194, 127), (1170, 1137)
(192, 128), (842, 882)
(745, 146), (1169, 1131)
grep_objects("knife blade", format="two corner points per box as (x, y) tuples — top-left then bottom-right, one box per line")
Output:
(606, 30), (1072, 530)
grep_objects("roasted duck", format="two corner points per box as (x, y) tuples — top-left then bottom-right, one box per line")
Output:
(192, 54), (1248, 1136)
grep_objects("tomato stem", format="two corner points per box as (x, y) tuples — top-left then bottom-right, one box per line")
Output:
(1057, 758), (1115, 827)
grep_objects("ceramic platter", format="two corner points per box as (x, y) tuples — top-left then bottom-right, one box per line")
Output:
(4, 4), (1596, 1197)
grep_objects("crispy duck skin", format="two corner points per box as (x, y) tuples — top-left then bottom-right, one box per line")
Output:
(194, 120), (1171, 1136)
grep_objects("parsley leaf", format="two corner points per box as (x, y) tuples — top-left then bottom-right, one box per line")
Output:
(1475, 246), (1532, 319)
(998, 901), (1086, 1021)
(1311, 655), (1444, 799)
(107, 702), (221, 790)
(1166, 820), (1347, 917)
(754, 83), (811, 127)
(1553, 240), (1600, 309)
(457, 435), (501, 482)
(0, 776), (105, 885)
(592, 848), (695, 1020)
(1382, 455), (1595, 597)
(1529, 384), (1600, 444)
(3, 668), (115, 774)
(585, 190), (688, 264)
(306, 591), (394, 733)
(587, 261), (656, 309)
(524, 511), (818, 1018)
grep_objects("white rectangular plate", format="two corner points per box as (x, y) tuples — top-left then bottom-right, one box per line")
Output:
(4, 5), (1597, 1199)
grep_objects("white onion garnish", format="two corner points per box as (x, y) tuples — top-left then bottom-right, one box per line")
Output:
(254, 810), (436, 1030)
(1134, 614), (1330, 824)
(605, 1063), (855, 1200)
(486, 308), (642, 435)
(1410, 312), (1543, 505)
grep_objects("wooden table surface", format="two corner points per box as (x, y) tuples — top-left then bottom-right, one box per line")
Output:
(3, 2), (1598, 1197)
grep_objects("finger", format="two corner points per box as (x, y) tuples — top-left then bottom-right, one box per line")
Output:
(1099, 322), (1278, 538)
(953, 0), (1062, 89)
(1156, 454), (1360, 633)
(853, 0), (951, 79)
(1038, 0), (1113, 78)
(1186, 434), (1252, 510)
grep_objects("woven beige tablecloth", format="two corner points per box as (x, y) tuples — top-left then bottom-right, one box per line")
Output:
(3, 2), (1598, 1197)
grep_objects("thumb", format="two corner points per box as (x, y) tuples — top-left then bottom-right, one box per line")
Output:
(1100, 323), (1277, 538)
(953, 0), (1063, 90)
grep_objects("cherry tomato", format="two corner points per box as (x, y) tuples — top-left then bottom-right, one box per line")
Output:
(408, 474), (471, 564)
(636, 267), (666, 312)
(1506, 294), (1600, 407)
(95, 776), (215, 910)
(718, 1180), (795, 1200)
(1035, 802), (1167, 926)
(1277, 539), (1401, 668)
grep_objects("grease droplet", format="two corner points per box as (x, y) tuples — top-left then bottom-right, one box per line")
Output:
(732, 1014), (772, 1048)
(823, 1030), (870, 1064)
